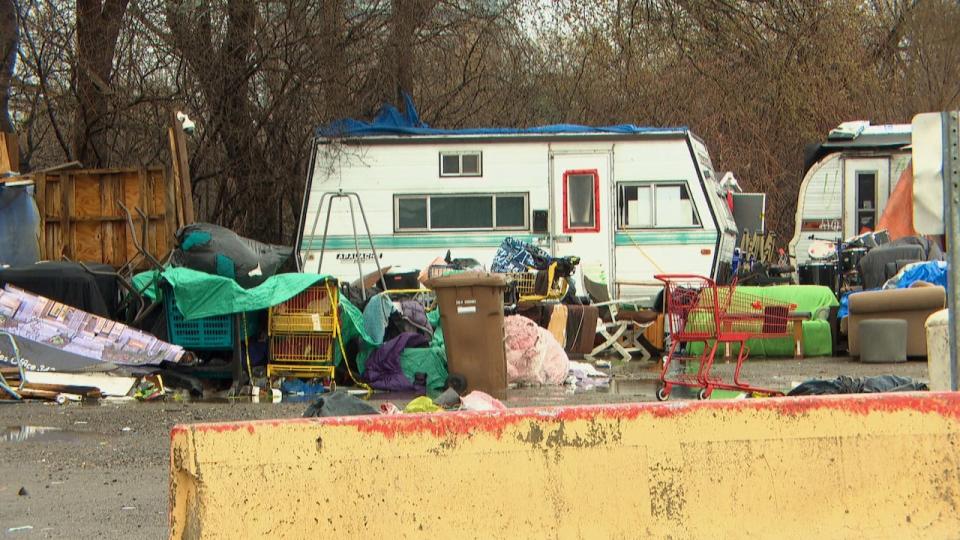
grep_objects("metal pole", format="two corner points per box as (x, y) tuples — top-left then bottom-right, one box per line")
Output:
(316, 193), (336, 273)
(945, 111), (960, 392)
(346, 196), (366, 301)
(307, 192), (331, 270)
(353, 194), (389, 292)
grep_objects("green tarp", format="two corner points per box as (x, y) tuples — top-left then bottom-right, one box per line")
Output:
(134, 268), (352, 364)
(133, 268), (449, 381)
(133, 267), (330, 320)
(688, 285), (839, 357)
(355, 308), (448, 393)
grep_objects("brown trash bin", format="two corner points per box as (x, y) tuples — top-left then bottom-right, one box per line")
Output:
(425, 272), (508, 399)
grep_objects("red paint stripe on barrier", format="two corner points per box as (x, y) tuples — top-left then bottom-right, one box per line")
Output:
(169, 392), (960, 441)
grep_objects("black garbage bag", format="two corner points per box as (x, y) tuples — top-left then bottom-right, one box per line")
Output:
(303, 389), (379, 417)
(171, 223), (291, 288)
(788, 375), (927, 396)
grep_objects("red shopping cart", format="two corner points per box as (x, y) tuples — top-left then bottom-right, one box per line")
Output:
(654, 274), (792, 400)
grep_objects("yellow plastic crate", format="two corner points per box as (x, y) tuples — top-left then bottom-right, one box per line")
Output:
(269, 284), (338, 335)
(269, 333), (334, 364)
(266, 363), (335, 380)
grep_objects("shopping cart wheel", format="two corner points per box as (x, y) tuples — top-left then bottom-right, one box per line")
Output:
(697, 388), (709, 400)
(655, 384), (670, 401)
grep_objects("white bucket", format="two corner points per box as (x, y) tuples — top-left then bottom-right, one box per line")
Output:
(925, 309), (953, 391)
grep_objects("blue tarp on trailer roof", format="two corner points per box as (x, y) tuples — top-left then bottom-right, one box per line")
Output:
(317, 95), (687, 138)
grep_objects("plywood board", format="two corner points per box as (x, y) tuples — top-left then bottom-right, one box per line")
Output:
(36, 167), (179, 268)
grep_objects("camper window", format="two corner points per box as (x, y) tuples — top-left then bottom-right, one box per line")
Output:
(617, 182), (701, 229)
(439, 152), (482, 177)
(563, 170), (600, 232)
(394, 193), (527, 232)
(856, 171), (877, 232)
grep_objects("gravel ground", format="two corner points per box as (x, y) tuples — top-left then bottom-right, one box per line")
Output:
(0, 356), (928, 538)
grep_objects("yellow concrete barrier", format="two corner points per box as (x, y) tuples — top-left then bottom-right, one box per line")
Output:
(170, 393), (960, 539)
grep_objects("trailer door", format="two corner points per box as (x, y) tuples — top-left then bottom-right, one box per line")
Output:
(550, 152), (613, 293)
(843, 157), (889, 238)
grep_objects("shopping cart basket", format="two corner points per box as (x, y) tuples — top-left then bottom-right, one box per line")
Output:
(654, 274), (790, 400)
(505, 262), (569, 304)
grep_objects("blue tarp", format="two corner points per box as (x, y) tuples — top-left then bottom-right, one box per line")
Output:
(0, 184), (41, 268)
(318, 95), (686, 138)
(896, 261), (948, 290)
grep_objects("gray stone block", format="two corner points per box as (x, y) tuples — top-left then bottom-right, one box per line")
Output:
(860, 319), (908, 363)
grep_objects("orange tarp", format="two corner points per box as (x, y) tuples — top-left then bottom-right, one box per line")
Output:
(878, 161), (918, 240)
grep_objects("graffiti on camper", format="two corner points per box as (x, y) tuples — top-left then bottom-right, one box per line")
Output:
(800, 219), (841, 232)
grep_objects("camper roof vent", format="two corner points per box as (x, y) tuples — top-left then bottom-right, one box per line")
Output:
(828, 121), (870, 140)
(828, 121), (911, 141)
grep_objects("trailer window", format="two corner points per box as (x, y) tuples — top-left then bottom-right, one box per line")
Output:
(394, 193), (528, 232)
(398, 198), (428, 230)
(439, 152), (482, 177)
(618, 182), (700, 229)
(563, 170), (600, 232)
(431, 196), (493, 229)
(856, 171), (877, 233)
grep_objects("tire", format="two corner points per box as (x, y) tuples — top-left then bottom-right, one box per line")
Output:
(446, 373), (467, 395)
(656, 384), (670, 401)
(698, 388), (709, 400)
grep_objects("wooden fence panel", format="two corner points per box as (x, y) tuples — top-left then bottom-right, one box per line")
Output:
(36, 167), (179, 268)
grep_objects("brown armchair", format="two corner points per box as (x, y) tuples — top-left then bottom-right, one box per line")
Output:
(847, 286), (946, 357)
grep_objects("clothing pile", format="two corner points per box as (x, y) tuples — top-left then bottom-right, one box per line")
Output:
(514, 304), (599, 355)
(360, 292), (440, 392)
(503, 315), (568, 385)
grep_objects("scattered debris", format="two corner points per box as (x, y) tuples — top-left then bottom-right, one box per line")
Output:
(461, 391), (506, 411)
(303, 390), (378, 417)
(433, 388), (461, 409)
(403, 396), (441, 413)
(788, 375), (928, 396)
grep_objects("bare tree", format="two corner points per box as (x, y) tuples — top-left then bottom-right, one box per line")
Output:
(0, 0), (17, 133)
(72, 0), (129, 166)
(7, 0), (960, 244)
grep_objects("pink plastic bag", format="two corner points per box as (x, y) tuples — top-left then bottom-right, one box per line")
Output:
(461, 390), (507, 411)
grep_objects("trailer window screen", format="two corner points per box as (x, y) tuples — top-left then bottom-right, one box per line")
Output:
(394, 193), (527, 232)
(398, 198), (428, 230)
(856, 171), (877, 233)
(563, 170), (599, 232)
(439, 152), (482, 176)
(495, 196), (526, 227)
(618, 182), (700, 229)
(431, 196), (493, 229)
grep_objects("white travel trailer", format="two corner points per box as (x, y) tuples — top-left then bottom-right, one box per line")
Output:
(296, 112), (738, 300)
(789, 121), (912, 264)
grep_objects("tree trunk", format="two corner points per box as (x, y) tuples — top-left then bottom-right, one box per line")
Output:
(165, 0), (259, 231)
(0, 0), (17, 133)
(72, 0), (129, 167)
(388, 0), (437, 111)
(320, 0), (348, 117)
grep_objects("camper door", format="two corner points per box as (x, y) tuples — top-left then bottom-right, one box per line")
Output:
(550, 152), (613, 290)
(843, 158), (889, 238)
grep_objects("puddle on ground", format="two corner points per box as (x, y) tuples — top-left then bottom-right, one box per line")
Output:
(602, 378), (657, 397)
(2, 425), (109, 443)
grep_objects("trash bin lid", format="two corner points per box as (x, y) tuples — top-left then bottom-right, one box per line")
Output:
(425, 272), (507, 289)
